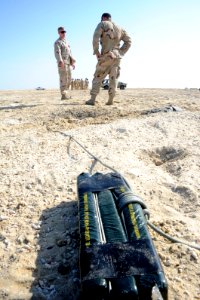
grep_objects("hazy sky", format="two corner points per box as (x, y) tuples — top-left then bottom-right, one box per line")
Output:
(0, 0), (199, 90)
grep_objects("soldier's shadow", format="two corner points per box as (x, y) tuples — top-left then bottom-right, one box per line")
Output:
(59, 102), (81, 106)
(30, 200), (81, 300)
(0, 104), (38, 111)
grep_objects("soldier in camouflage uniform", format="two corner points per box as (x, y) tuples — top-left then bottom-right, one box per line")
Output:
(71, 79), (74, 90)
(80, 79), (84, 90)
(74, 79), (77, 90)
(86, 13), (131, 106)
(54, 27), (76, 100)
(85, 78), (89, 89)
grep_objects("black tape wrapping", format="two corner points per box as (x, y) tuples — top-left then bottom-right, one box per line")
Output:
(80, 240), (163, 282)
(78, 172), (125, 193)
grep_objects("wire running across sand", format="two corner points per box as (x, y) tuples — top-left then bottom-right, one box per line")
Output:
(54, 130), (200, 251)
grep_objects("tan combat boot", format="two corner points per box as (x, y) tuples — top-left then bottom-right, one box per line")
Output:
(61, 94), (71, 100)
(85, 95), (96, 106)
(106, 95), (114, 105)
(61, 90), (72, 100)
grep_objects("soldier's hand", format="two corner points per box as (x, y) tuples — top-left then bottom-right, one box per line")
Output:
(96, 51), (101, 59)
(58, 61), (64, 68)
(71, 64), (75, 70)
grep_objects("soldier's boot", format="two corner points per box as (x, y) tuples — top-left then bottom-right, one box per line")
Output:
(61, 93), (72, 100)
(85, 95), (96, 106)
(106, 95), (114, 105)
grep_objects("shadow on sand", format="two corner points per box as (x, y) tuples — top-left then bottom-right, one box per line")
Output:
(30, 200), (81, 300)
(0, 104), (38, 111)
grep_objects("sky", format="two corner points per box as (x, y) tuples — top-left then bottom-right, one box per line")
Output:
(0, 0), (200, 90)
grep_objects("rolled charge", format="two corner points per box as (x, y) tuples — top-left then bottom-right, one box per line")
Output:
(98, 190), (138, 299)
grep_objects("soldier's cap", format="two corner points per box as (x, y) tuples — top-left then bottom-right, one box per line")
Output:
(58, 27), (66, 33)
(101, 13), (111, 20)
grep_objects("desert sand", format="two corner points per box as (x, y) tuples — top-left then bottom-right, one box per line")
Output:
(0, 88), (199, 300)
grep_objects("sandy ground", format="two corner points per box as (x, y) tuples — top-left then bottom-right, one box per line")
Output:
(0, 88), (199, 300)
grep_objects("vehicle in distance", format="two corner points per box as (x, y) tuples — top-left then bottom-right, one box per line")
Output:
(101, 79), (127, 90)
(36, 87), (45, 90)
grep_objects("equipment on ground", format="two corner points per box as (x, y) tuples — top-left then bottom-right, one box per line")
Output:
(77, 172), (168, 300)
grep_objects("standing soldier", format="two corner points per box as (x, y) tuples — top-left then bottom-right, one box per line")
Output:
(54, 26), (76, 100)
(76, 79), (79, 90)
(71, 79), (74, 90)
(86, 13), (131, 106)
(80, 79), (84, 90)
(78, 79), (81, 90)
(85, 78), (89, 89)
(74, 79), (77, 90)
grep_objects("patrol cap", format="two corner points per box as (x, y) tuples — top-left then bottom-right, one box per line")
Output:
(58, 26), (66, 33)
(101, 13), (111, 20)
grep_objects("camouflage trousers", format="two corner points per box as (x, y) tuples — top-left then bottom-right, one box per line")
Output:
(58, 63), (71, 95)
(90, 51), (121, 97)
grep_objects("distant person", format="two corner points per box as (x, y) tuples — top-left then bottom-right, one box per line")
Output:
(71, 79), (74, 90)
(80, 79), (84, 90)
(54, 26), (76, 100)
(77, 79), (80, 90)
(86, 13), (131, 106)
(74, 79), (77, 90)
(84, 78), (89, 89)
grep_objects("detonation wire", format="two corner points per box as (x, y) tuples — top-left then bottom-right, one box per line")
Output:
(147, 221), (200, 251)
(56, 130), (118, 174)
(53, 130), (200, 251)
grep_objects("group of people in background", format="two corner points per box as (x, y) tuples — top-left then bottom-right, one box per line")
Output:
(71, 78), (89, 90)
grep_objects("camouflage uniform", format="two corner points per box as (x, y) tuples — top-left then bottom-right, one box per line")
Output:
(71, 79), (74, 90)
(87, 19), (131, 105)
(80, 79), (84, 90)
(54, 38), (75, 97)
(74, 79), (77, 90)
(84, 78), (89, 89)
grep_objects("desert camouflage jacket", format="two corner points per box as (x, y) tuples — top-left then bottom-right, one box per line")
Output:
(93, 20), (131, 56)
(54, 38), (72, 65)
